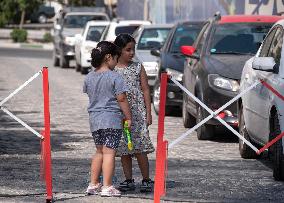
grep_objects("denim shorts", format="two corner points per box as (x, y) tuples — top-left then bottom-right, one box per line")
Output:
(92, 128), (122, 149)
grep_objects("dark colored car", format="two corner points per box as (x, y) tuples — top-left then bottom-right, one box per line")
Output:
(151, 21), (204, 115)
(181, 14), (283, 140)
(30, 5), (55, 24)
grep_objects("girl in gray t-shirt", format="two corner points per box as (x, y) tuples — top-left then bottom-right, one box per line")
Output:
(83, 41), (131, 197)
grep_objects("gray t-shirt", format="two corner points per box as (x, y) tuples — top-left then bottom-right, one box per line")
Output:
(83, 70), (128, 132)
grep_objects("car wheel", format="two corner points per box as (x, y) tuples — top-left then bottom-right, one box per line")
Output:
(182, 98), (196, 128)
(53, 49), (59, 67)
(270, 113), (284, 181)
(75, 63), (81, 72)
(239, 106), (258, 159)
(60, 52), (69, 68)
(81, 67), (89, 74)
(38, 14), (47, 24)
(152, 82), (170, 116)
(196, 102), (214, 140)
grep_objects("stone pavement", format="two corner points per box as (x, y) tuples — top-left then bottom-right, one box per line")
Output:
(0, 49), (284, 203)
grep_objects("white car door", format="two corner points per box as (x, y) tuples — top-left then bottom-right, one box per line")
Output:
(243, 27), (277, 143)
(250, 27), (283, 143)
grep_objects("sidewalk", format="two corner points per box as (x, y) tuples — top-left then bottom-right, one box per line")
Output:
(0, 39), (53, 50)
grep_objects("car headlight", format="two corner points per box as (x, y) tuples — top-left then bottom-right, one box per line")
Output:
(64, 36), (75, 46)
(83, 45), (95, 54)
(208, 74), (239, 92)
(166, 68), (183, 81)
(142, 62), (158, 75)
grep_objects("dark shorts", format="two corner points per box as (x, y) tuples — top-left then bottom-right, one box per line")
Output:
(92, 128), (122, 149)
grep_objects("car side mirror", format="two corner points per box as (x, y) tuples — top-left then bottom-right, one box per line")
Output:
(151, 49), (160, 57)
(180, 45), (199, 59)
(180, 45), (195, 55)
(252, 57), (278, 73)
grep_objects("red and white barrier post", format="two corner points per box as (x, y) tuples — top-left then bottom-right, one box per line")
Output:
(154, 73), (168, 203)
(42, 67), (53, 203)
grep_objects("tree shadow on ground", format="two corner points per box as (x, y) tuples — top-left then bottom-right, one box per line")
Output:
(0, 111), (88, 155)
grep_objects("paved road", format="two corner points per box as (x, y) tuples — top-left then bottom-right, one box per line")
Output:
(0, 48), (284, 203)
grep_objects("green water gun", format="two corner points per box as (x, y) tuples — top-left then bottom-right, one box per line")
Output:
(123, 121), (133, 151)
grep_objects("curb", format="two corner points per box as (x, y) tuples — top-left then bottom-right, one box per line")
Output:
(0, 41), (53, 50)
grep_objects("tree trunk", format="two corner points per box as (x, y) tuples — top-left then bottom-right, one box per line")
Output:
(19, 10), (25, 29)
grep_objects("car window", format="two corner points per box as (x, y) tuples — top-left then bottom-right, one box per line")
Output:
(267, 27), (283, 65)
(259, 28), (277, 57)
(86, 26), (106, 41)
(169, 24), (203, 53)
(137, 28), (171, 50)
(115, 25), (140, 36)
(64, 15), (107, 28)
(210, 23), (273, 55)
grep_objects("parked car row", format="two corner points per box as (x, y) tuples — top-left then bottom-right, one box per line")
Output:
(172, 13), (284, 181)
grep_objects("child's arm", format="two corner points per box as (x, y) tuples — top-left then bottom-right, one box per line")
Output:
(140, 65), (152, 126)
(116, 93), (132, 128)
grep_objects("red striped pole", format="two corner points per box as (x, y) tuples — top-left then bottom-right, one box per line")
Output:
(154, 73), (168, 203)
(42, 67), (53, 203)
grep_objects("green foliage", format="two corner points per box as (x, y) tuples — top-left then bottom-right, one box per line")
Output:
(43, 32), (53, 43)
(69, 0), (97, 6)
(0, 0), (41, 25)
(10, 29), (28, 42)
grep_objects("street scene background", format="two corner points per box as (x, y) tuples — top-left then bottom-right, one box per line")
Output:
(1, 0), (284, 202)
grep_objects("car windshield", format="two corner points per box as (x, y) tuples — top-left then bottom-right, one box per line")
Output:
(86, 26), (106, 41)
(169, 24), (203, 53)
(115, 25), (140, 36)
(64, 15), (107, 28)
(137, 28), (171, 50)
(210, 23), (273, 55)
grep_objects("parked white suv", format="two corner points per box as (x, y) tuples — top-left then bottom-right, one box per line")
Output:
(75, 21), (110, 74)
(238, 19), (284, 180)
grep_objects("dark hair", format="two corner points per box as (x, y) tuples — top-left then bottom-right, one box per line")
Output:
(114, 33), (136, 49)
(91, 41), (120, 68)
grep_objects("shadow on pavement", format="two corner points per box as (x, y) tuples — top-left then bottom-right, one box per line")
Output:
(0, 110), (87, 155)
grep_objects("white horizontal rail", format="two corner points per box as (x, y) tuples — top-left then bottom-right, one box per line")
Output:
(168, 77), (260, 152)
(0, 70), (42, 107)
(1, 107), (44, 139)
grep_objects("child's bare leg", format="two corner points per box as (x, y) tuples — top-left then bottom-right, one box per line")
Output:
(121, 155), (133, 179)
(135, 153), (149, 180)
(102, 146), (116, 186)
(90, 145), (103, 185)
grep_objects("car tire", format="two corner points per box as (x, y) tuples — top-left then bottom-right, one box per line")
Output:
(238, 106), (258, 159)
(81, 67), (89, 74)
(38, 13), (47, 24)
(152, 82), (170, 116)
(182, 99), (196, 128)
(270, 113), (284, 181)
(60, 53), (69, 69)
(75, 63), (81, 72)
(53, 50), (59, 67)
(196, 102), (214, 140)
